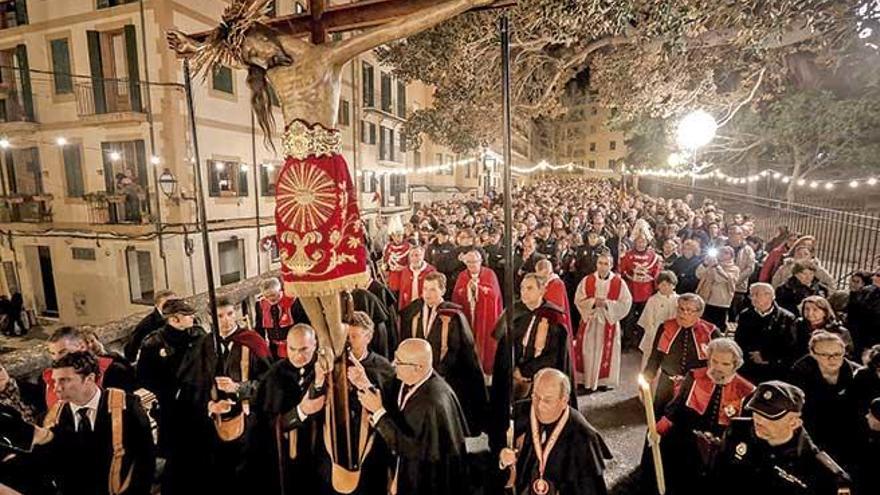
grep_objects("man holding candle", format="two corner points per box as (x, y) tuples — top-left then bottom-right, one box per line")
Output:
(649, 338), (755, 495)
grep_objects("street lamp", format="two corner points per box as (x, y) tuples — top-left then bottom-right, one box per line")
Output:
(676, 110), (717, 187)
(158, 168), (178, 198)
(676, 110), (717, 150)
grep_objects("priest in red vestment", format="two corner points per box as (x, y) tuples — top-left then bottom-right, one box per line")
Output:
(574, 251), (633, 391)
(398, 244), (436, 310)
(452, 247), (503, 375)
(536, 259), (577, 368)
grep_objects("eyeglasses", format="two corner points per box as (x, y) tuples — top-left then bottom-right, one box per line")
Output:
(813, 352), (844, 360)
(678, 306), (701, 314)
(392, 358), (422, 368)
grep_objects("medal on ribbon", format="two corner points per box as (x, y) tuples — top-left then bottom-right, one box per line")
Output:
(529, 404), (570, 495)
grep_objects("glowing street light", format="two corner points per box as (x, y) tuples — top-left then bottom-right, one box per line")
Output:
(676, 110), (718, 150)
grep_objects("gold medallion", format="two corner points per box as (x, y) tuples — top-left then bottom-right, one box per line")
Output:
(532, 478), (550, 495)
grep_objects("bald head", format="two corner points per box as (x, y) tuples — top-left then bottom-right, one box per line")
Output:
(532, 368), (570, 424)
(534, 368), (570, 399)
(397, 338), (432, 367)
(535, 259), (553, 277)
(394, 338), (434, 385)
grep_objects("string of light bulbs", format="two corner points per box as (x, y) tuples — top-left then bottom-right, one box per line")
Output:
(630, 166), (880, 191)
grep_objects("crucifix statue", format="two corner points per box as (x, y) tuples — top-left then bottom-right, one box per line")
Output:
(167, 0), (502, 492)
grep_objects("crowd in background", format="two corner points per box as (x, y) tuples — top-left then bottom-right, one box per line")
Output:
(0, 178), (878, 495)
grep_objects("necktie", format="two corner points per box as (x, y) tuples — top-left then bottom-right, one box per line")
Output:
(77, 408), (92, 434)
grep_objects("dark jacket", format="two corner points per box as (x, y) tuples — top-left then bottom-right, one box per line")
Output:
(735, 304), (797, 383)
(846, 284), (880, 354)
(124, 308), (164, 362)
(670, 254), (703, 294)
(39, 389), (155, 495)
(788, 356), (863, 471)
(775, 277), (829, 317)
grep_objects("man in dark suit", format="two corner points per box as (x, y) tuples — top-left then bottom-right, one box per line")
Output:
(32, 351), (155, 495)
(124, 289), (176, 361)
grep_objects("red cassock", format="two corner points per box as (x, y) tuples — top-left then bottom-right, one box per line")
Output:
(452, 267), (503, 374)
(619, 248), (661, 303)
(657, 368), (755, 434)
(544, 274), (576, 367)
(274, 121), (369, 298)
(383, 241), (411, 292)
(398, 262), (437, 310)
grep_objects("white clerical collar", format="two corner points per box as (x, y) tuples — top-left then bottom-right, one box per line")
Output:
(410, 261), (426, 272)
(355, 349), (369, 362)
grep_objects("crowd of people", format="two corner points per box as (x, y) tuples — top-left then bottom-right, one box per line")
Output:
(0, 178), (878, 495)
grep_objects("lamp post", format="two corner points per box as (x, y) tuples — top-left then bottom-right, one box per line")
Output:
(676, 110), (717, 188)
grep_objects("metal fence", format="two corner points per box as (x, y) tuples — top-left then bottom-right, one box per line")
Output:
(638, 178), (880, 289)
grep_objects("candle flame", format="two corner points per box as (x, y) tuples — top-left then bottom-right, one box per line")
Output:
(638, 374), (650, 389)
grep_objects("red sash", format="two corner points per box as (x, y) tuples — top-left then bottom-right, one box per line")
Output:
(258, 296), (296, 358)
(44, 356), (114, 408)
(576, 274), (622, 378)
(656, 318), (716, 360)
(684, 368), (755, 426)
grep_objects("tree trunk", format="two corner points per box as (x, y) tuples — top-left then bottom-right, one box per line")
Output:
(787, 151), (804, 204)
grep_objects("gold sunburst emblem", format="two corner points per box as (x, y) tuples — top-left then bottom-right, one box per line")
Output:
(276, 162), (338, 232)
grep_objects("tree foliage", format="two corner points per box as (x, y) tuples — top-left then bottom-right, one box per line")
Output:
(379, 0), (879, 153)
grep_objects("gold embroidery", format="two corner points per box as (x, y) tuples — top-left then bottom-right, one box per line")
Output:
(282, 121), (342, 160)
(276, 163), (338, 232)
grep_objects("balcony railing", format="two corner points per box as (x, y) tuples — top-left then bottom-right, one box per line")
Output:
(0, 194), (52, 223)
(75, 81), (144, 118)
(84, 191), (148, 225)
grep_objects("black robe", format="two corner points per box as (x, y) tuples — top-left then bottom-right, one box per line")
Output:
(175, 328), (273, 492)
(399, 299), (488, 434)
(373, 373), (469, 495)
(489, 301), (576, 453)
(244, 357), (321, 494)
(316, 351), (396, 495)
(505, 403), (611, 495)
(37, 390), (156, 495)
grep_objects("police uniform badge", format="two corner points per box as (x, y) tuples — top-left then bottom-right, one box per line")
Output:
(724, 404), (737, 417)
(734, 442), (747, 459)
(763, 390), (773, 400)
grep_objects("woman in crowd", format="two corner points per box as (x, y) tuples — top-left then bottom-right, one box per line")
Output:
(695, 245), (739, 331)
(775, 261), (831, 316)
(792, 295), (854, 359)
(788, 331), (863, 474)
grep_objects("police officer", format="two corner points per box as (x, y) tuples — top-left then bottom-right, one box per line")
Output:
(711, 381), (852, 495)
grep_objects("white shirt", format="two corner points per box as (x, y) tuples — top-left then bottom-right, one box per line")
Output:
(371, 370), (432, 425)
(409, 263), (426, 303)
(70, 388), (102, 431)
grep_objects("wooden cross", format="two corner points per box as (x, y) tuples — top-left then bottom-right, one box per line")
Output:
(190, 0), (515, 44)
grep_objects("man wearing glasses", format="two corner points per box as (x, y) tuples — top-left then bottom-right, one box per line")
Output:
(789, 331), (862, 480)
(642, 293), (722, 412)
(398, 272), (488, 434)
(357, 338), (469, 495)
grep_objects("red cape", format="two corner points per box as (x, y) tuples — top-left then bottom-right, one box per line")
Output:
(452, 267), (503, 374)
(544, 275), (576, 370)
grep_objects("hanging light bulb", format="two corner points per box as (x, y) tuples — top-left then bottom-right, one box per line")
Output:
(797, 178), (807, 186)
(824, 183), (834, 190)
(55, 137), (68, 146)
(850, 180), (859, 188)
(781, 177), (791, 183)
(809, 181), (819, 189)
(869, 178), (878, 186)
(773, 172), (782, 179)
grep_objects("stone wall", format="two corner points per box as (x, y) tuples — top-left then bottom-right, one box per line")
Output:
(2, 271), (278, 379)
